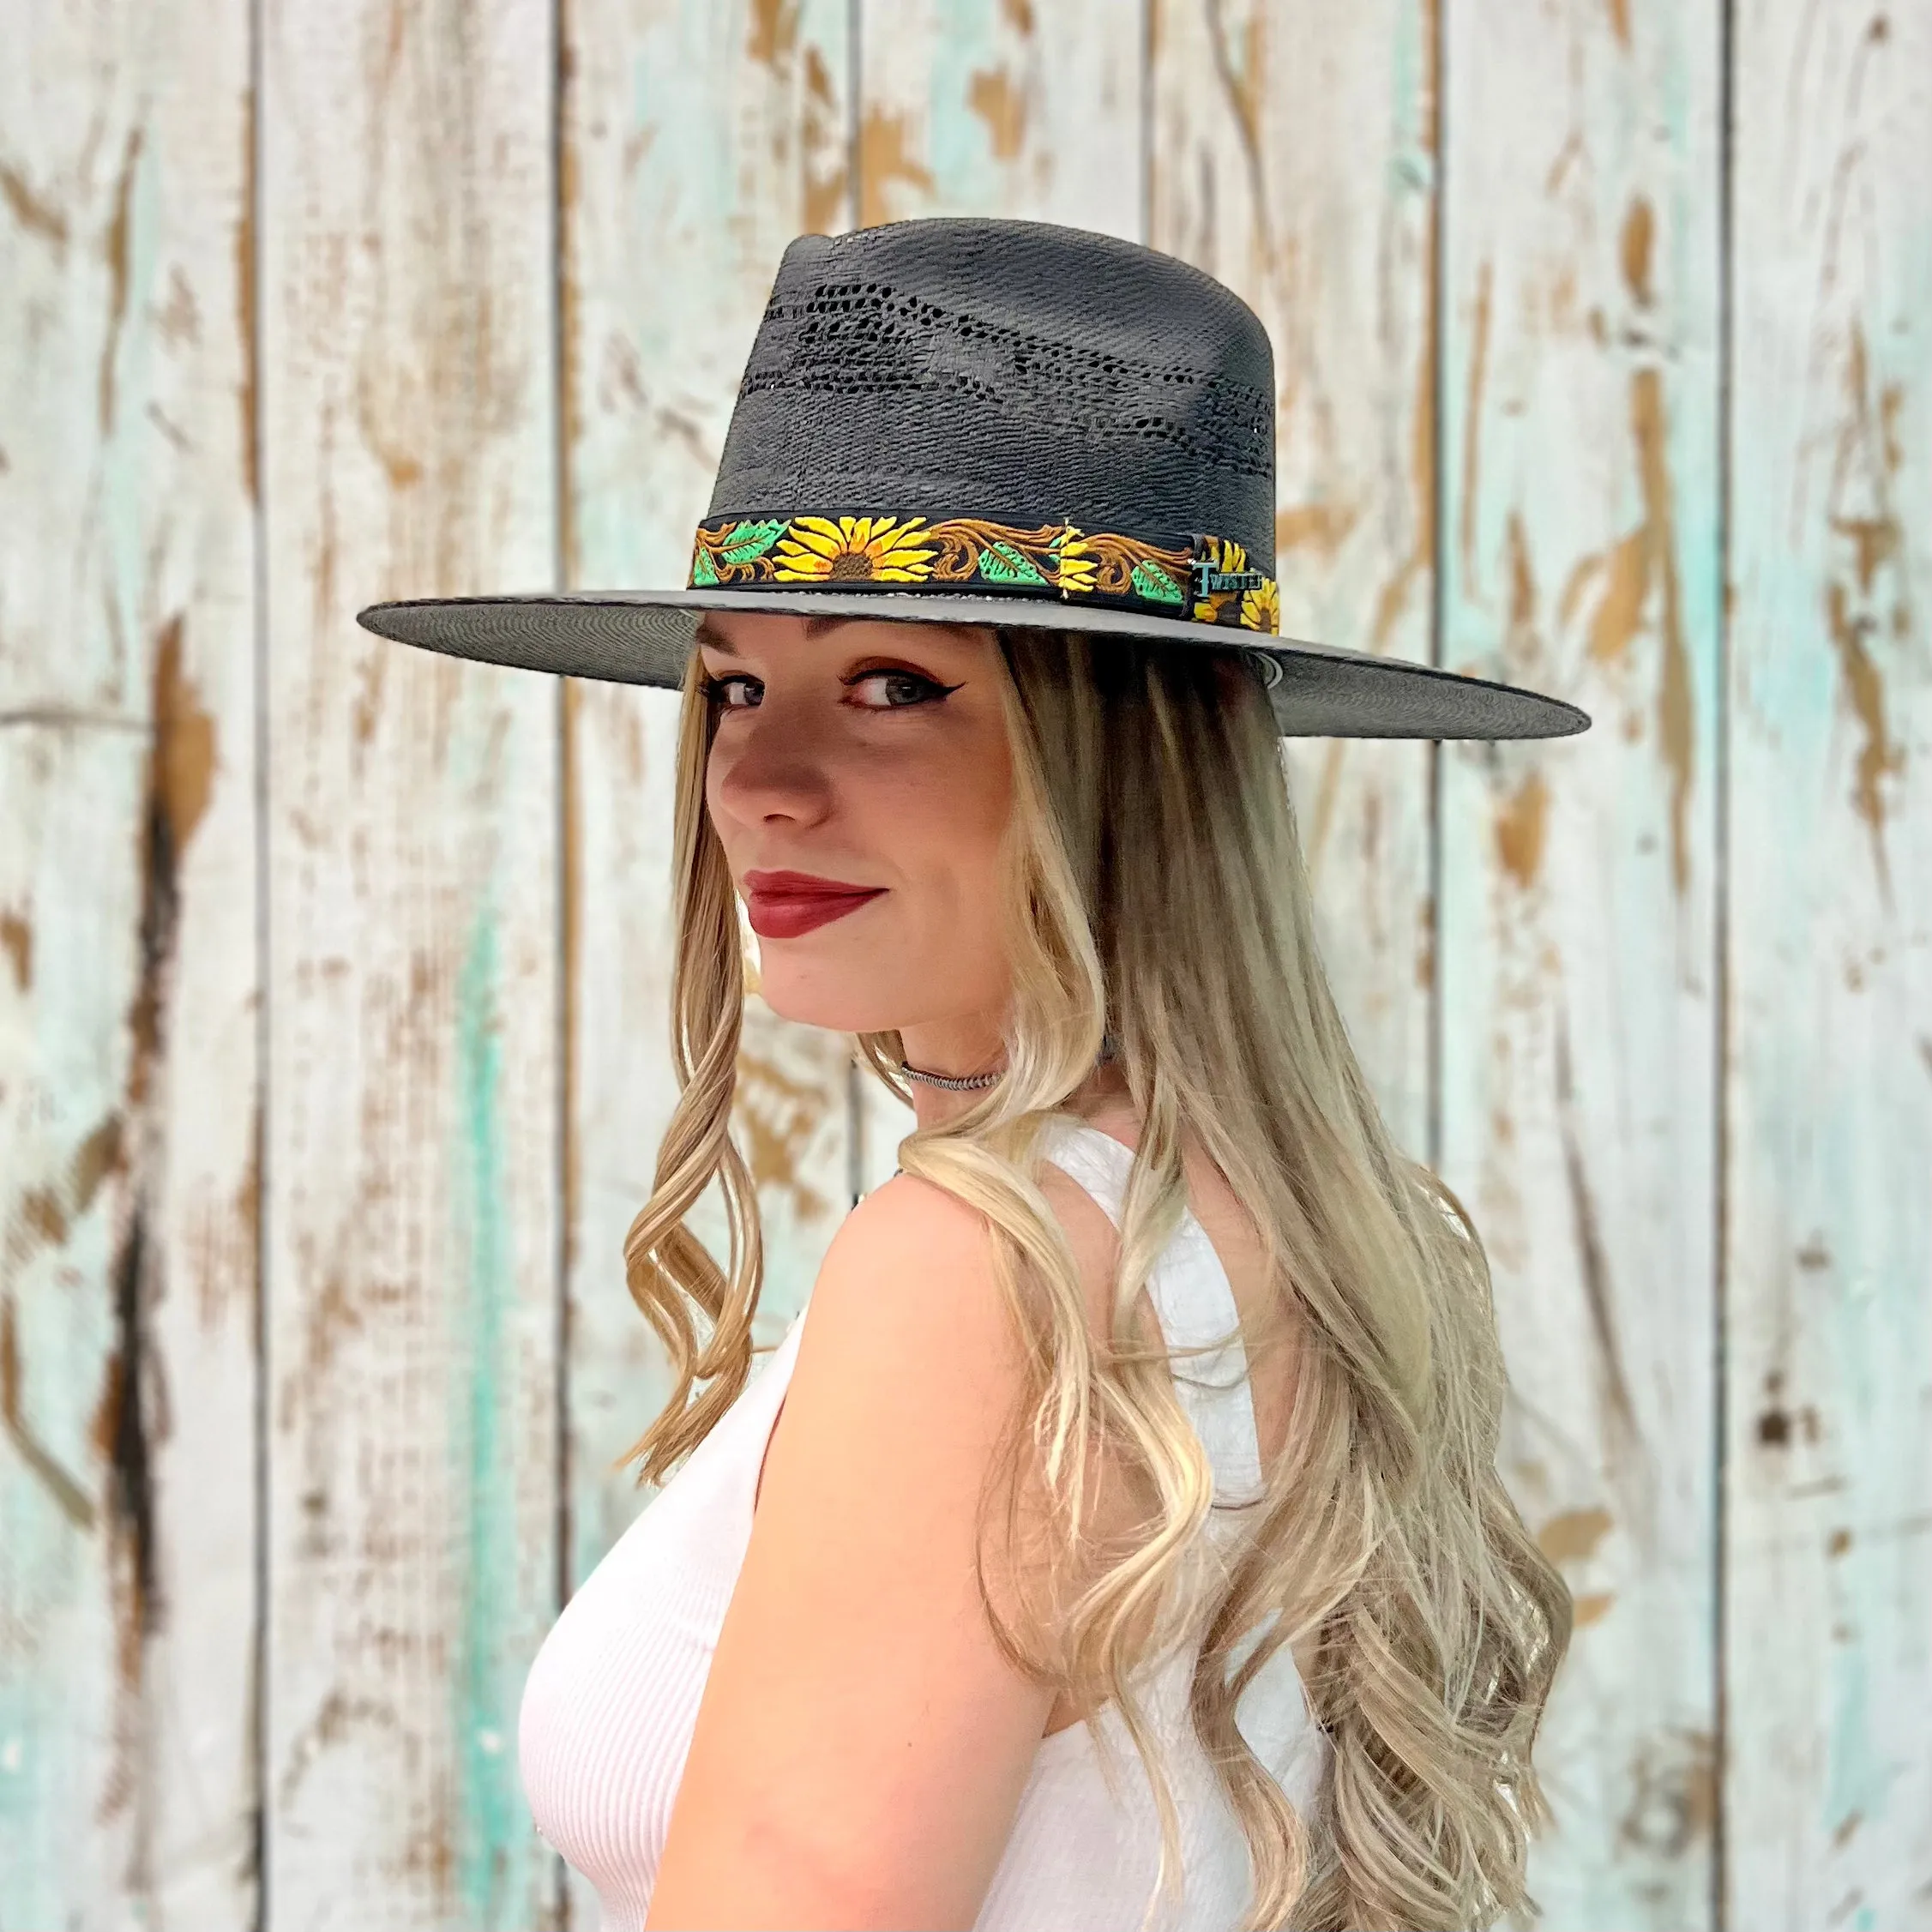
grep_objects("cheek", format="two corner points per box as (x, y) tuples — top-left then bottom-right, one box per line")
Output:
(864, 735), (1012, 940)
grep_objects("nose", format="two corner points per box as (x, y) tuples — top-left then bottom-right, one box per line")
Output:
(707, 700), (835, 829)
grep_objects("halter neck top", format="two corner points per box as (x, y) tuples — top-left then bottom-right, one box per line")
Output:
(516, 1119), (1331, 1930)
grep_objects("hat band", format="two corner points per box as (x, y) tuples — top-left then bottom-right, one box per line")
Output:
(688, 513), (1281, 635)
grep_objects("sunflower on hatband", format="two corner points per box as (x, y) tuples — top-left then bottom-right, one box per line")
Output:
(773, 515), (937, 582)
(1241, 577), (1281, 632)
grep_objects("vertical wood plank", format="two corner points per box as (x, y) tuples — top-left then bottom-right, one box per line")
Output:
(1728, 5), (1932, 1924)
(1439, 0), (1723, 1921)
(556, 0), (852, 1908)
(856, 0), (1143, 234)
(849, 0), (1144, 1186)
(1147, 0), (1439, 1164)
(0, 3), (259, 1925)
(259, 0), (561, 1923)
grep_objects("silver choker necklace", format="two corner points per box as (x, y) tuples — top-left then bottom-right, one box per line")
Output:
(899, 1060), (1002, 1092)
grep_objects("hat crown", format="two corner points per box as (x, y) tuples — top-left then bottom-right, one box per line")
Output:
(704, 217), (1277, 574)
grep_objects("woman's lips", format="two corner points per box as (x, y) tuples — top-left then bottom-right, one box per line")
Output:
(742, 870), (886, 940)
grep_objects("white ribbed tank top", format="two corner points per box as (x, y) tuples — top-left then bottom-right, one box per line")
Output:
(517, 1120), (1331, 1931)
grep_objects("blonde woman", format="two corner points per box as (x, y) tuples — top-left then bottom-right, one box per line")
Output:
(362, 217), (1586, 1932)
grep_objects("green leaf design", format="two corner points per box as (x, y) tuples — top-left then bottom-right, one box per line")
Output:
(1130, 559), (1183, 606)
(719, 519), (787, 564)
(977, 539), (1048, 587)
(689, 546), (721, 587)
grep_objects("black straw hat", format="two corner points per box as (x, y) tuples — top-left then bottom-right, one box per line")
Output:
(357, 217), (1589, 742)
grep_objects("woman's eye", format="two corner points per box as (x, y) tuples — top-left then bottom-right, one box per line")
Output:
(707, 674), (762, 709)
(848, 669), (954, 709)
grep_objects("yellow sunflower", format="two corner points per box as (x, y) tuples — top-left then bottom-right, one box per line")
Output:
(1240, 578), (1280, 633)
(1055, 525), (1097, 593)
(773, 515), (936, 582)
(1216, 537), (1249, 575)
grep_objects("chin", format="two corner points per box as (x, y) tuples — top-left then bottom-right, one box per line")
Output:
(752, 960), (905, 1037)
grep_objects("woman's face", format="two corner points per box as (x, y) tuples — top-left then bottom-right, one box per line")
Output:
(697, 610), (1016, 1050)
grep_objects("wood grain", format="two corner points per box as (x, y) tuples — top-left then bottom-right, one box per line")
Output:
(1727, 4), (1932, 1924)
(1149, 0), (1439, 1167)
(258, 0), (561, 1922)
(0, 2), (259, 1923)
(3, 3), (1929, 1923)
(1439, 0), (1723, 1920)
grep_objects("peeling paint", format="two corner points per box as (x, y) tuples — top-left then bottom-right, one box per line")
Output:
(967, 67), (1028, 163)
(858, 105), (934, 228)
(1555, 1003), (1646, 1531)
(745, 0), (798, 67)
(735, 1041), (834, 1225)
(1556, 368), (1699, 896)
(93, 1201), (162, 1698)
(1369, 262), (1437, 654)
(1538, 1503), (1615, 1564)
(0, 1296), (97, 1529)
(1276, 500), (1363, 558)
(800, 45), (846, 237)
(1821, 322), (1910, 896)
(1458, 260), (1492, 590)
(1620, 192), (1654, 307)
(1494, 767), (1548, 889)
(0, 162), (69, 250)
(99, 125), (145, 434)
(1616, 1729), (1717, 1858)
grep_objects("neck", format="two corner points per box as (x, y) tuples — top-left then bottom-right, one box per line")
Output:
(895, 1014), (1005, 1130)
(893, 1018), (1131, 1131)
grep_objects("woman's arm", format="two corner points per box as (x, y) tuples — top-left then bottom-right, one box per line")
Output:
(642, 1173), (1059, 1932)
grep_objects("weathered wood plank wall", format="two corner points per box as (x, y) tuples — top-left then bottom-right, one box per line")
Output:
(1, 3), (261, 1926)
(2, 0), (1927, 1927)
(1440, 0), (1726, 1923)
(1729, 3), (1932, 1926)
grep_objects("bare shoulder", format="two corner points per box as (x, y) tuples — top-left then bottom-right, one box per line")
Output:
(801, 1170), (1014, 1369)
(645, 1171), (1059, 1927)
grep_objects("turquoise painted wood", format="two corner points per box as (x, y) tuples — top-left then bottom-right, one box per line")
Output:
(1728, 4), (1932, 1925)
(256, 0), (562, 1925)
(1440, 0), (1725, 1922)
(2, 0), (1929, 1925)
(0, 2), (260, 1925)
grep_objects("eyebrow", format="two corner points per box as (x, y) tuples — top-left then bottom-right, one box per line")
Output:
(692, 613), (983, 653)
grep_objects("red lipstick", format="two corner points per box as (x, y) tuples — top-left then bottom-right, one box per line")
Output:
(742, 869), (886, 940)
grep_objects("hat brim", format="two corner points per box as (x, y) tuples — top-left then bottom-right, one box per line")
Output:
(353, 587), (1591, 742)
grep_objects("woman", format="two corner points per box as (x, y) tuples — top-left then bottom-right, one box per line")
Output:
(361, 216), (1585, 1932)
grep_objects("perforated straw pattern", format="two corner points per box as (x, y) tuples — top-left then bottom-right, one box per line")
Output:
(737, 275), (1274, 477)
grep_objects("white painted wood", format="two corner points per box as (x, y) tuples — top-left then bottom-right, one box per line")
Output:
(855, 0), (1143, 234)
(1728, 4), (1932, 1924)
(1148, 0), (1438, 1169)
(0, 3), (259, 1924)
(1439, 0), (1723, 1921)
(258, 0), (562, 1922)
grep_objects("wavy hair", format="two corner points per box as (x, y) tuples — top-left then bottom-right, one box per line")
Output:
(617, 626), (1573, 1930)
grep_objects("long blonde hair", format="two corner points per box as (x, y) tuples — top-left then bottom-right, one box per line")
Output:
(619, 625), (1573, 1930)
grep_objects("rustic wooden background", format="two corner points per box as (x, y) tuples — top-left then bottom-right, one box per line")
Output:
(3, 0), (1927, 1926)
